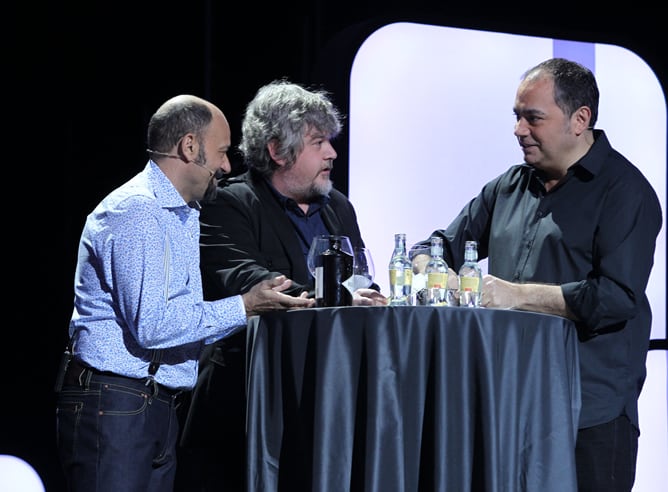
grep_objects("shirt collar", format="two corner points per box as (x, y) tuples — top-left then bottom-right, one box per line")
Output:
(147, 160), (190, 210)
(527, 129), (610, 185)
(569, 129), (610, 178)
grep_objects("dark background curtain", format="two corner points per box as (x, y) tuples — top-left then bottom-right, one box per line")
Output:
(7, 2), (667, 491)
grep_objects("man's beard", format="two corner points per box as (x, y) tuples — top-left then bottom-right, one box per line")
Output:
(295, 176), (332, 203)
(312, 177), (333, 197)
(203, 179), (218, 202)
(197, 147), (218, 202)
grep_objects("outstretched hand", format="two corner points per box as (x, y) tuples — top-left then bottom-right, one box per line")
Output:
(242, 275), (315, 316)
(352, 288), (389, 306)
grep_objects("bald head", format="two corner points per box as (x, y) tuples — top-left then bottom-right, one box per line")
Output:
(147, 95), (225, 156)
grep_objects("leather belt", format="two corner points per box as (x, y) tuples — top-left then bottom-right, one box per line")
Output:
(63, 356), (182, 398)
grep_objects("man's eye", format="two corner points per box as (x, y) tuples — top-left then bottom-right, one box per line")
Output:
(514, 113), (540, 124)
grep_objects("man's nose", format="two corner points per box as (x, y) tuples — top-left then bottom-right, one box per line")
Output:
(324, 140), (337, 160)
(514, 119), (529, 137)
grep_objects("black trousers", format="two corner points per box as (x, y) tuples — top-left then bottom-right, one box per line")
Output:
(575, 414), (639, 492)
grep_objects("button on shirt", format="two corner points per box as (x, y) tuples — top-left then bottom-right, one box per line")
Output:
(69, 161), (247, 390)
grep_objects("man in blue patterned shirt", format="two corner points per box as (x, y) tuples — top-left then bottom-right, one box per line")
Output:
(55, 94), (314, 492)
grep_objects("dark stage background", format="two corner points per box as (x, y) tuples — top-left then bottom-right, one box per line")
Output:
(8, 2), (667, 491)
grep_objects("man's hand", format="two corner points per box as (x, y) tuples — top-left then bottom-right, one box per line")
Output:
(481, 275), (520, 309)
(242, 275), (315, 316)
(352, 288), (388, 306)
(481, 274), (574, 319)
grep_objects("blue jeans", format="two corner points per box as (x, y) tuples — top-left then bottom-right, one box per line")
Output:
(56, 368), (182, 492)
(575, 414), (639, 492)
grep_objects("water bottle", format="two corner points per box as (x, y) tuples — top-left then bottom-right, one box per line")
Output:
(388, 233), (412, 305)
(425, 236), (449, 306)
(458, 240), (482, 307)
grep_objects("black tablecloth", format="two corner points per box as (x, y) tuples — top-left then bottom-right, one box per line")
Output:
(246, 306), (581, 492)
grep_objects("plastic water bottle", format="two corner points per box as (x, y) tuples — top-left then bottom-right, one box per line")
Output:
(458, 240), (482, 307)
(425, 236), (449, 306)
(388, 233), (412, 305)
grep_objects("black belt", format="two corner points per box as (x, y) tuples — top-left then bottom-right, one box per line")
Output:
(63, 356), (182, 398)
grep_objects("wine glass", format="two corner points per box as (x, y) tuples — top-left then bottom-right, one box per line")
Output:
(350, 247), (375, 290)
(307, 235), (354, 278)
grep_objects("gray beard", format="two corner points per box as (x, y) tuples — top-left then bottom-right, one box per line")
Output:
(312, 178), (333, 197)
(300, 179), (332, 203)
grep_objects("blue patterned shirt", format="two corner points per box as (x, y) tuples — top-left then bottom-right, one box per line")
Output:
(69, 161), (247, 389)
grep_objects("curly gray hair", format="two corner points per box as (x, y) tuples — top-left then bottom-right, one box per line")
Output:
(239, 80), (343, 179)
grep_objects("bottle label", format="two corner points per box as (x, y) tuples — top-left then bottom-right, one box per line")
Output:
(460, 277), (480, 292)
(389, 269), (399, 285)
(427, 272), (446, 289)
(315, 266), (324, 299)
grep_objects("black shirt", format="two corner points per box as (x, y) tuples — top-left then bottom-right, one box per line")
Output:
(428, 130), (662, 429)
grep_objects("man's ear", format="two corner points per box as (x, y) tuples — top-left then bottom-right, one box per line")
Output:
(178, 133), (199, 162)
(267, 139), (287, 166)
(573, 106), (592, 135)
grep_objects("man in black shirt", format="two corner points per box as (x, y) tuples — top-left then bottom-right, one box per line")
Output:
(420, 58), (662, 491)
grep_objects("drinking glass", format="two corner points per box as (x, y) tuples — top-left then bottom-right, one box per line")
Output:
(308, 235), (354, 306)
(307, 235), (354, 278)
(348, 246), (375, 290)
